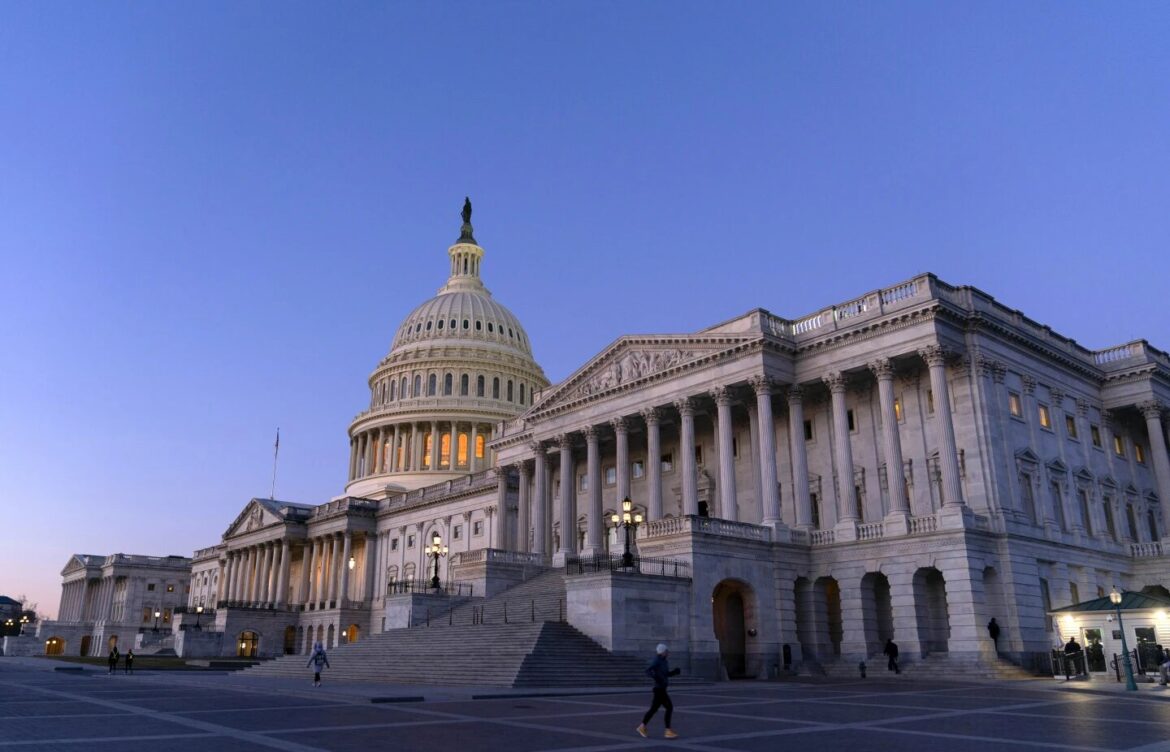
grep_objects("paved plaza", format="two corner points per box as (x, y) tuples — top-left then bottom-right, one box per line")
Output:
(4, 660), (1170, 752)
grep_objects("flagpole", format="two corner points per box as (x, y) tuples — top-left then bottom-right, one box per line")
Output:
(271, 428), (280, 500)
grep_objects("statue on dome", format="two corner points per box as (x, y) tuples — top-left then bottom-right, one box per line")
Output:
(461, 196), (472, 225)
(458, 196), (477, 244)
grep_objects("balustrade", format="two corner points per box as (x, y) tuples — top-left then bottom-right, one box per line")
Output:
(1130, 541), (1163, 558)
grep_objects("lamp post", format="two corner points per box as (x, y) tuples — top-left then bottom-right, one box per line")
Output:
(3, 619), (12, 636)
(609, 496), (644, 569)
(152, 609), (161, 633)
(194, 605), (203, 631)
(428, 533), (448, 590)
(1111, 588), (1139, 691)
(348, 555), (356, 571)
(19, 615), (28, 635)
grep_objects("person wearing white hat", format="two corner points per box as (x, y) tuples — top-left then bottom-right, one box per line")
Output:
(636, 643), (681, 739)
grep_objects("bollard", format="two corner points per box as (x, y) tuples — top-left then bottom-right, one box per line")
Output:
(859, 660), (867, 679)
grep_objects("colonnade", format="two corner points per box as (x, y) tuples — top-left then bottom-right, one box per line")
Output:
(348, 421), (494, 481)
(221, 532), (375, 610)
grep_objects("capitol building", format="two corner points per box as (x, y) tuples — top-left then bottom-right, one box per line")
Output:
(22, 202), (1170, 680)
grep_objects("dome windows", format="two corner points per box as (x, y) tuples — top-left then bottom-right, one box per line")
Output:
(443, 373), (453, 396)
(462, 319), (469, 330)
(460, 374), (469, 396)
(492, 377), (500, 399)
(475, 320), (482, 331)
(437, 319), (444, 330)
(476, 375), (485, 397)
(428, 374), (437, 396)
(487, 323), (494, 333)
(450, 319), (457, 330)
(426, 321), (433, 331)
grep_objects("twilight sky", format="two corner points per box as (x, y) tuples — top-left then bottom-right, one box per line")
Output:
(2, 3), (1168, 617)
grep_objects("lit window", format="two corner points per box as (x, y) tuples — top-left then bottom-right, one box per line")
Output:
(1038, 404), (1051, 429)
(893, 397), (903, 422)
(1136, 443), (1146, 464)
(457, 434), (468, 466)
(661, 453), (673, 472)
(632, 460), (645, 479)
(1114, 436), (1125, 457)
(475, 435), (485, 459)
(1091, 425), (1102, 448)
(166, 584), (175, 593)
(1065, 415), (1078, 439)
(605, 467), (616, 485)
(1008, 392), (1022, 417)
(473, 521), (483, 536)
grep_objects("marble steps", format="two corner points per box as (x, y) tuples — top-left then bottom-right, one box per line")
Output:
(814, 652), (1038, 680)
(430, 569), (569, 627)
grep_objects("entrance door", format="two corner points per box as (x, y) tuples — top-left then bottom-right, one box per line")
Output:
(238, 631), (259, 658)
(79, 635), (92, 657)
(1082, 628), (1107, 673)
(1135, 626), (1160, 674)
(713, 586), (747, 678)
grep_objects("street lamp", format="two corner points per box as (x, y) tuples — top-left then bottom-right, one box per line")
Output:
(153, 609), (161, 633)
(610, 496), (644, 569)
(428, 533), (448, 590)
(194, 605), (203, 631)
(348, 555), (356, 571)
(19, 615), (28, 635)
(1111, 588), (1138, 691)
(3, 619), (12, 636)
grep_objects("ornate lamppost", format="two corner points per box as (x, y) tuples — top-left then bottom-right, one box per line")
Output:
(610, 496), (643, 569)
(152, 609), (161, 633)
(194, 604), (203, 631)
(428, 533), (448, 590)
(19, 615), (28, 635)
(1111, 588), (1139, 691)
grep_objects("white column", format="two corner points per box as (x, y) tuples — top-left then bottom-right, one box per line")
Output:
(642, 408), (663, 520)
(675, 397), (699, 516)
(711, 386), (739, 522)
(339, 532), (352, 604)
(447, 421), (458, 470)
(266, 542), (279, 605)
(362, 533), (377, 601)
(494, 469), (508, 549)
(871, 358), (910, 517)
(275, 540), (290, 608)
(920, 345), (965, 507)
(348, 438), (357, 480)
(825, 372), (858, 522)
(531, 442), (547, 557)
(750, 377), (782, 526)
(517, 461), (531, 554)
(787, 386), (814, 529)
(328, 535), (341, 603)
(311, 538), (324, 603)
(1140, 402), (1170, 509)
(584, 426), (603, 556)
(555, 434), (577, 560)
(470, 424), (479, 472)
(297, 541), (312, 605)
(613, 417), (631, 504)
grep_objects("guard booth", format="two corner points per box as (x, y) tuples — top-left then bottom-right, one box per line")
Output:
(1049, 590), (1170, 681)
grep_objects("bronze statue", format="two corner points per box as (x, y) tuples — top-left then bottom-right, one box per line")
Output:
(461, 197), (472, 225)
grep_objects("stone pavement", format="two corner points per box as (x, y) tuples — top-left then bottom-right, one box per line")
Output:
(5, 658), (1170, 751)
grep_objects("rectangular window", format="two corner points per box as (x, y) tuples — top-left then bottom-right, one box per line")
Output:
(1008, 392), (1023, 418)
(1103, 497), (1117, 541)
(390, 538), (399, 551)
(847, 409), (856, 432)
(141, 608), (152, 624)
(893, 397), (903, 422)
(810, 492), (820, 529)
(1050, 481), (1066, 530)
(632, 460), (645, 479)
(453, 525), (462, 540)
(1078, 490), (1093, 536)
(1114, 436), (1125, 457)
(1149, 509), (1159, 541)
(1127, 504), (1139, 541)
(162, 608), (172, 624)
(1135, 443), (1146, 464)
(803, 419), (814, 441)
(694, 446), (703, 464)
(579, 474), (588, 491)
(1065, 415), (1078, 439)
(1091, 425), (1102, 448)
(1020, 473), (1038, 523)
(147, 583), (156, 592)
(1038, 404), (1051, 430)
(660, 453), (673, 472)
(1069, 582), (1080, 606)
(407, 534), (416, 548)
(604, 467), (616, 485)
(1039, 579), (1053, 631)
(473, 520), (484, 536)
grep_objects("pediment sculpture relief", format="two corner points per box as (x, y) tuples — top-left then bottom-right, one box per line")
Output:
(578, 349), (696, 396)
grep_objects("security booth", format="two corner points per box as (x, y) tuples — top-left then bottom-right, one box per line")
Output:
(1049, 591), (1170, 682)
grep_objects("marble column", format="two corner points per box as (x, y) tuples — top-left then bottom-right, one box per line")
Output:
(675, 398), (699, 516)
(495, 469), (508, 549)
(825, 372), (858, 522)
(222, 554), (235, 602)
(447, 421), (458, 470)
(920, 345), (965, 507)
(348, 438), (357, 480)
(327, 535), (341, 603)
(363, 533), (377, 601)
(555, 434), (577, 562)
(298, 541), (312, 605)
(642, 408), (663, 520)
(787, 386), (814, 529)
(870, 358), (910, 518)
(614, 417), (631, 504)
(429, 421), (439, 469)
(517, 461), (531, 554)
(750, 377), (782, 527)
(339, 533), (352, 604)
(531, 442), (548, 557)
(365, 432), (376, 476)
(260, 542), (274, 605)
(584, 426), (603, 556)
(275, 540), (290, 608)
(470, 424), (479, 472)
(1140, 401), (1170, 509)
(711, 386), (739, 522)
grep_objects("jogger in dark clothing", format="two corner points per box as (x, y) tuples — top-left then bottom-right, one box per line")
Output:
(637, 643), (681, 739)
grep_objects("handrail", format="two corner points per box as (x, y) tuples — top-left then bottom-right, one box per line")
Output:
(564, 553), (691, 579)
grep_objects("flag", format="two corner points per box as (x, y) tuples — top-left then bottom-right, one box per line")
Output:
(274, 428), (280, 459)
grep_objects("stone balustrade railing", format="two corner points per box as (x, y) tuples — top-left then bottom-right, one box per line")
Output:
(908, 514), (939, 534)
(352, 396), (517, 423)
(385, 470), (499, 511)
(857, 522), (885, 541)
(641, 515), (772, 543)
(810, 530), (836, 545)
(454, 548), (544, 566)
(1130, 541), (1163, 558)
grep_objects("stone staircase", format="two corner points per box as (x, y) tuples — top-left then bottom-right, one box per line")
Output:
(241, 570), (651, 687)
(815, 652), (1039, 680)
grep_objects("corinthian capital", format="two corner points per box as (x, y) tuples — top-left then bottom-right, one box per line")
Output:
(610, 416), (629, 434)
(748, 375), (774, 395)
(640, 406), (661, 425)
(583, 425), (600, 442)
(1049, 388), (1065, 408)
(709, 385), (734, 406)
(785, 385), (804, 404)
(822, 371), (848, 393)
(1021, 374), (1037, 396)
(527, 439), (546, 456)
(673, 397), (696, 417)
(918, 345), (949, 367)
(868, 358), (895, 381)
(1139, 400), (1165, 420)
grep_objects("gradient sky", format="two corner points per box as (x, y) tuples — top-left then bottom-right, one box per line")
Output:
(2, 3), (1168, 618)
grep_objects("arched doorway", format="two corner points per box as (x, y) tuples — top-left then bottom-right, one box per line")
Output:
(816, 577), (843, 658)
(860, 572), (893, 656)
(913, 568), (950, 654)
(45, 637), (66, 656)
(237, 630), (259, 657)
(283, 626), (297, 655)
(712, 580), (755, 679)
(346, 624), (360, 644)
(79, 635), (92, 657)
(296, 626), (305, 654)
(326, 623), (335, 648)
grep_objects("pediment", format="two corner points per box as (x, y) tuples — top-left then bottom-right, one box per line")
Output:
(223, 499), (285, 539)
(1015, 448), (1041, 465)
(530, 335), (754, 414)
(1100, 475), (1118, 489)
(1073, 467), (1095, 483)
(60, 554), (97, 577)
(1045, 457), (1068, 475)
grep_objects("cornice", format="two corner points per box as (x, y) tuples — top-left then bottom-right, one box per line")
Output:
(790, 305), (939, 357)
(964, 314), (1103, 382)
(349, 405), (521, 433)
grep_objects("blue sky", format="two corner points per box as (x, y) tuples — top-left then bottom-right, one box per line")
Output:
(2, 3), (1168, 616)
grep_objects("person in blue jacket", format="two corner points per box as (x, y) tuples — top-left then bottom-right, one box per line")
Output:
(637, 643), (681, 739)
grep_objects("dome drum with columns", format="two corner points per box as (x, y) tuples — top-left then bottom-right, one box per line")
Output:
(345, 200), (548, 497)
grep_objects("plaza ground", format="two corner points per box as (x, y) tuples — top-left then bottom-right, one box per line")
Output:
(3, 658), (1170, 751)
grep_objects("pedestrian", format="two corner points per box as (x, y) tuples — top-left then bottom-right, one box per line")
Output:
(987, 618), (1000, 653)
(1160, 647), (1170, 686)
(1063, 636), (1083, 677)
(306, 641), (329, 687)
(637, 643), (681, 739)
(124, 649), (134, 675)
(107, 645), (120, 675)
(883, 638), (900, 674)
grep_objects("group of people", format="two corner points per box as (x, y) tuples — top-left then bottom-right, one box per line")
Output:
(106, 647), (134, 674)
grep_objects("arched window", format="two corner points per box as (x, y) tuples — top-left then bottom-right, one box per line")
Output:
(475, 320), (482, 331)
(426, 321), (432, 330)
(437, 319), (444, 330)
(457, 434), (468, 466)
(413, 375), (421, 397)
(463, 258), (468, 274)
(444, 373), (453, 396)
(488, 322), (494, 333)
(507, 380), (514, 402)
(389, 380), (396, 401)
(401, 377), (408, 398)
(460, 374), (469, 396)
(476, 434), (485, 459)
(476, 375), (485, 397)
(462, 319), (469, 330)
(493, 377), (500, 399)
(520, 383), (525, 404)
(428, 374), (437, 396)
(450, 319), (456, 330)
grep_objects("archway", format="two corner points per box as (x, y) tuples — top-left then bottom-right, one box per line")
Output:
(816, 577), (843, 657)
(860, 572), (893, 656)
(296, 626), (305, 654)
(913, 568), (950, 654)
(237, 630), (259, 658)
(982, 566), (1008, 652)
(45, 637), (65, 656)
(79, 635), (92, 657)
(283, 626), (297, 655)
(712, 579), (755, 679)
(346, 624), (360, 644)
(327, 623), (335, 648)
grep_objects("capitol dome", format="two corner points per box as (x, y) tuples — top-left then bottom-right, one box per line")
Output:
(344, 200), (549, 497)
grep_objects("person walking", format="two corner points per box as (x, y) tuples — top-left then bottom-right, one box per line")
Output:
(107, 646), (120, 675)
(883, 638), (900, 674)
(124, 649), (134, 675)
(637, 643), (681, 739)
(306, 641), (330, 687)
(1063, 636), (1083, 677)
(987, 618), (1001, 654)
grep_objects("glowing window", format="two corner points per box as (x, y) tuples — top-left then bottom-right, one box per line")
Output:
(475, 435), (485, 459)
(457, 434), (468, 465)
(440, 434), (451, 467)
(1038, 404), (1051, 429)
(1008, 392), (1022, 418)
